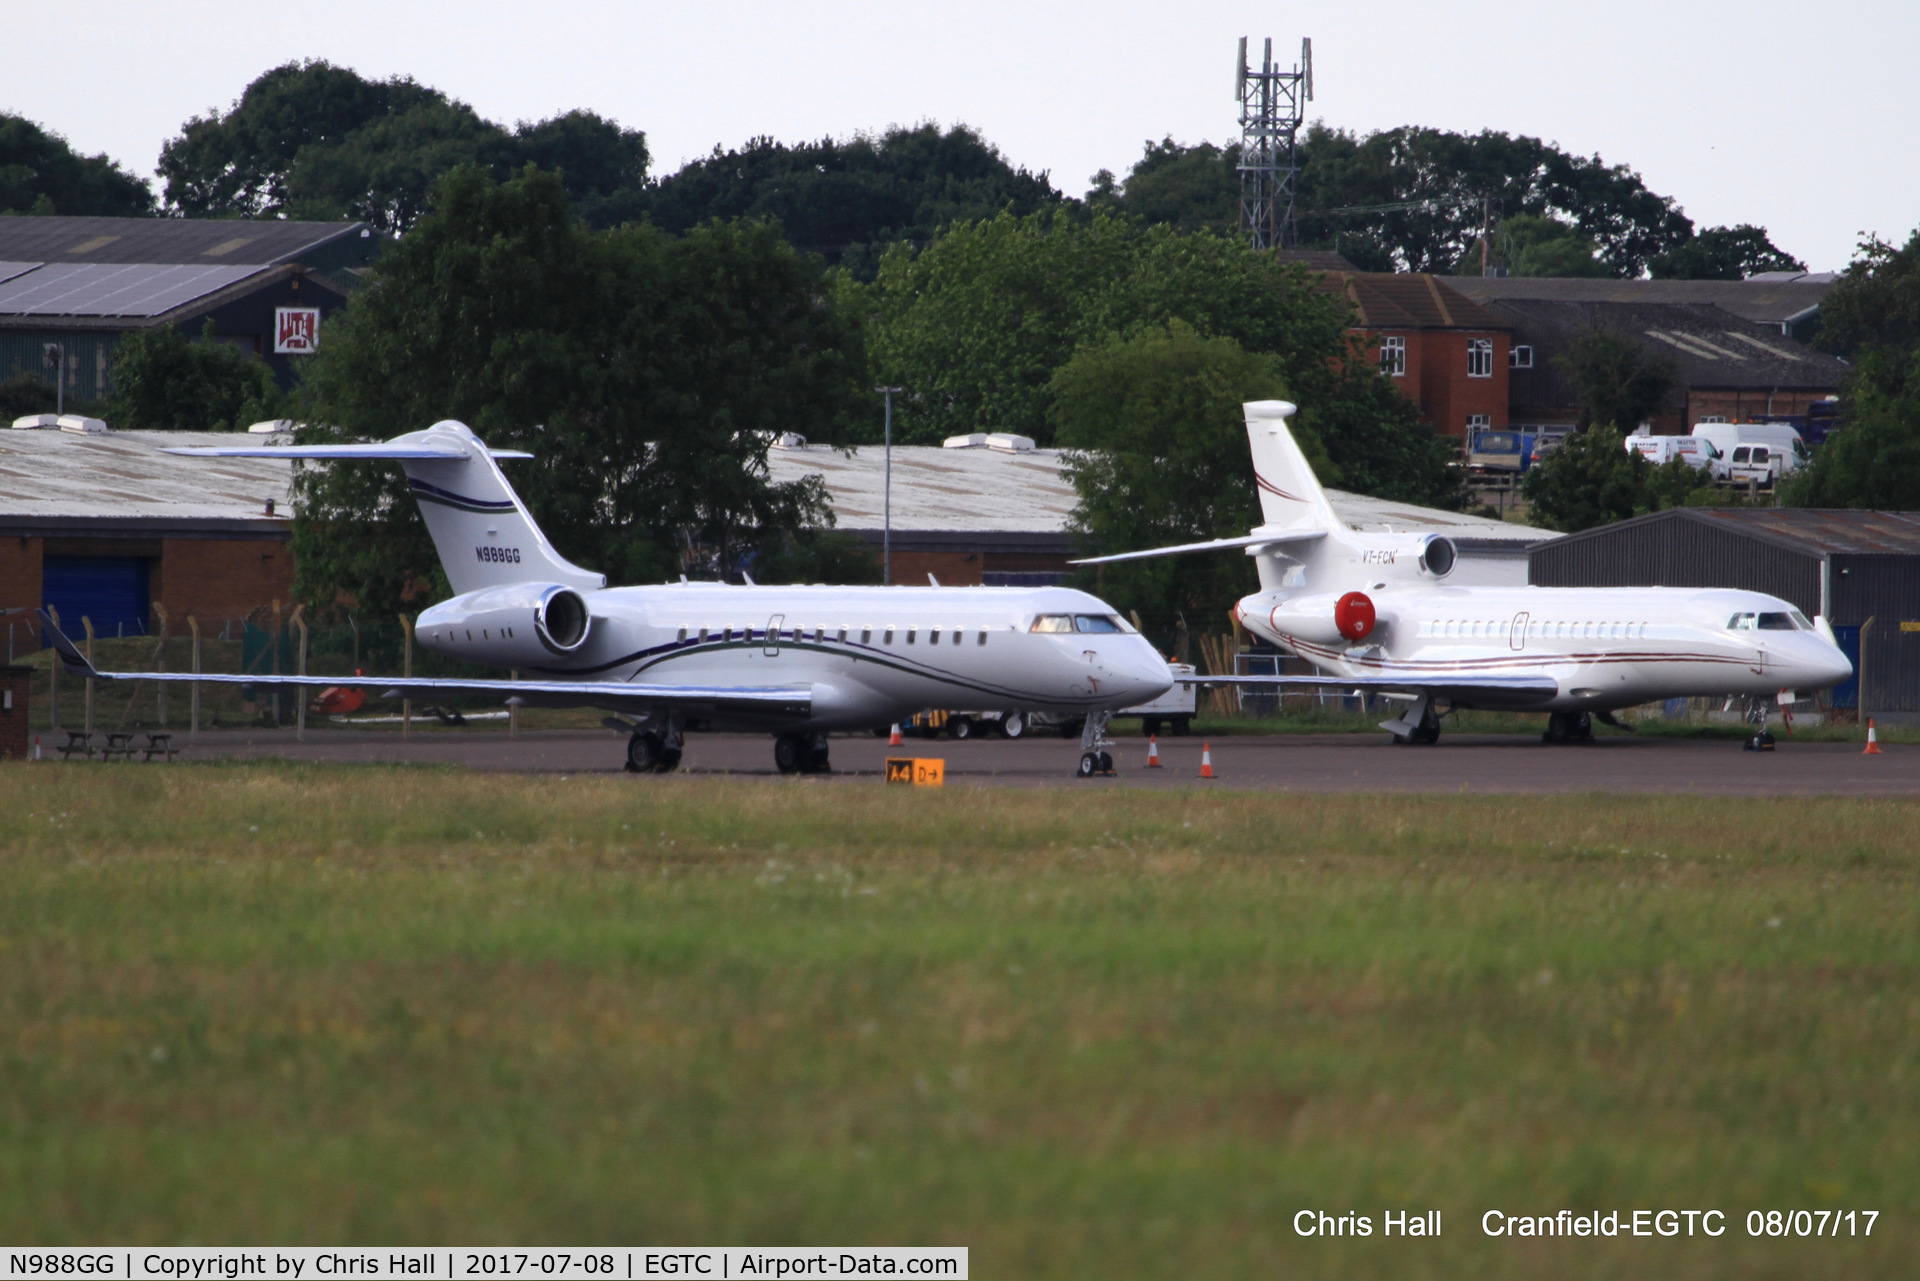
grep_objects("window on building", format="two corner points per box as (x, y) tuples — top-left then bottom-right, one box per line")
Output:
(1378, 336), (1406, 377)
(1510, 344), (1533, 369)
(1467, 413), (1491, 436)
(1467, 338), (1494, 378)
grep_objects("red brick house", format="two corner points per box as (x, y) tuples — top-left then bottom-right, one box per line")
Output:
(1330, 273), (1514, 444)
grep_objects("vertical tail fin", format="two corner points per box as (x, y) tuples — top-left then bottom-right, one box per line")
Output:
(164, 420), (605, 596)
(398, 422), (604, 595)
(1245, 400), (1337, 534)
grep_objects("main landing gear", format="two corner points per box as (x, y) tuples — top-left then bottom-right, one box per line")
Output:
(625, 713), (686, 773)
(774, 731), (832, 775)
(1542, 711), (1594, 744)
(1075, 709), (1116, 778)
(1384, 696), (1442, 745)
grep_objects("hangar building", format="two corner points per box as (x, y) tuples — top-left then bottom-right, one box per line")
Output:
(1529, 508), (1920, 714)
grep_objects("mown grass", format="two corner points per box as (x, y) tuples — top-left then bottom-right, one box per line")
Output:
(1, 764), (1915, 1277)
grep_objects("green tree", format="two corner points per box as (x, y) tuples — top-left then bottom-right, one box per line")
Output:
(1460, 214), (1608, 277)
(1785, 228), (1920, 508)
(0, 114), (154, 215)
(1086, 138), (1241, 236)
(1554, 328), (1678, 430)
(850, 208), (1459, 506)
(1642, 454), (1721, 511)
(158, 61), (648, 233)
(1649, 224), (1805, 280)
(1521, 427), (1651, 531)
(109, 322), (283, 431)
(1051, 322), (1327, 638)
(639, 124), (1062, 278)
(290, 165), (866, 619)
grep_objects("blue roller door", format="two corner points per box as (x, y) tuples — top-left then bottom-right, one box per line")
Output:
(42, 556), (152, 638)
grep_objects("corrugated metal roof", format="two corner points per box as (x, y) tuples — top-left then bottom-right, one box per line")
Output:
(0, 262), (41, 286)
(0, 263), (267, 318)
(0, 431), (1543, 547)
(1444, 275), (1834, 328)
(1537, 507), (1920, 558)
(0, 217), (370, 266)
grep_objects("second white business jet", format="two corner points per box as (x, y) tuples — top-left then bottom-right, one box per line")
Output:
(1075, 401), (1853, 745)
(41, 420), (1171, 776)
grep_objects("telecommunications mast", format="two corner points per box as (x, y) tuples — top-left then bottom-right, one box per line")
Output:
(1236, 35), (1312, 250)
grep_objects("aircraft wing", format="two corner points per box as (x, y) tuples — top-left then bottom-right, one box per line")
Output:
(1070, 530), (1324, 566)
(35, 613), (808, 718)
(162, 443), (534, 460)
(1189, 673), (1561, 703)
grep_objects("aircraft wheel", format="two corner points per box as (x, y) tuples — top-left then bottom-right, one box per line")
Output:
(1543, 713), (1572, 744)
(806, 739), (832, 774)
(950, 716), (974, 740)
(1572, 711), (1594, 741)
(626, 731), (663, 773)
(1172, 717), (1192, 737)
(1097, 750), (1114, 774)
(656, 749), (682, 774)
(1076, 751), (1099, 778)
(773, 733), (807, 775)
(1000, 712), (1027, 739)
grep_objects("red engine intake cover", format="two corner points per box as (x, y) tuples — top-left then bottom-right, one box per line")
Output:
(1334, 591), (1376, 641)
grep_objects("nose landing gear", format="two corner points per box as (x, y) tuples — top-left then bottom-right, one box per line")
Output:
(1542, 711), (1593, 744)
(1075, 710), (1116, 776)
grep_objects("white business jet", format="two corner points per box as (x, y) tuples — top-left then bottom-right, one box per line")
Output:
(39, 421), (1172, 776)
(1075, 401), (1854, 746)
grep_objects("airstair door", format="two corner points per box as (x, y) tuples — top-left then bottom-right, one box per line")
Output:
(764, 614), (784, 657)
(1510, 611), (1529, 652)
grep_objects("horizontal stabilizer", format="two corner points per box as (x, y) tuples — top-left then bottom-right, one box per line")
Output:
(1071, 530), (1324, 566)
(163, 443), (533, 460)
(34, 611), (809, 717)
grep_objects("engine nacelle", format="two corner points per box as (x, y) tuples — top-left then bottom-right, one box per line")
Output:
(417, 581), (596, 667)
(1267, 590), (1381, 647)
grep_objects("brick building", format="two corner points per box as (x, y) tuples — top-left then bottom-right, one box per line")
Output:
(0, 428), (294, 655)
(1324, 273), (1514, 443)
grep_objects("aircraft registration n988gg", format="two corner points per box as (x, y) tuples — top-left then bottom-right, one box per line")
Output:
(37, 422), (1172, 776)
(1074, 400), (1854, 747)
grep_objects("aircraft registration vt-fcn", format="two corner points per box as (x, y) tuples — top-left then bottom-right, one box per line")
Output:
(37, 421), (1173, 775)
(1075, 401), (1853, 745)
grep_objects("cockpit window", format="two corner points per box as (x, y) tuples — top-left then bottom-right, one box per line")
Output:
(1757, 612), (1798, 630)
(1030, 614), (1074, 633)
(1727, 612), (1756, 630)
(1074, 614), (1130, 633)
(1790, 610), (1813, 629)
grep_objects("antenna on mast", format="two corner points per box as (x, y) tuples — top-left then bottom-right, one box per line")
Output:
(1235, 34), (1312, 251)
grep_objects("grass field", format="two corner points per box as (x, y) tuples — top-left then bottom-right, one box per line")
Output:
(1, 764), (1915, 1277)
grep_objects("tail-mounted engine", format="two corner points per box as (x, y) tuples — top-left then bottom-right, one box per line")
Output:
(417, 581), (598, 667)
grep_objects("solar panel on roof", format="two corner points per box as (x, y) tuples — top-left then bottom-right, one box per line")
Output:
(0, 262), (265, 318)
(0, 261), (42, 286)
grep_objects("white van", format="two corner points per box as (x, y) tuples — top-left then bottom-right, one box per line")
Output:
(1690, 422), (1808, 484)
(1626, 433), (1727, 478)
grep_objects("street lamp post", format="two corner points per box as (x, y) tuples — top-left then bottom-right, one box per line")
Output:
(876, 386), (901, 586)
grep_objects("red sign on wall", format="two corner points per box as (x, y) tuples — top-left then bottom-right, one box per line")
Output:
(274, 307), (320, 354)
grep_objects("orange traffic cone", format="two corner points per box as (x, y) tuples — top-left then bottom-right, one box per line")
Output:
(1146, 735), (1162, 767)
(889, 723), (903, 746)
(1199, 742), (1215, 779)
(1864, 717), (1882, 755)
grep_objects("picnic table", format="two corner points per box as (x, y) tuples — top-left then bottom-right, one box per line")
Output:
(53, 730), (179, 762)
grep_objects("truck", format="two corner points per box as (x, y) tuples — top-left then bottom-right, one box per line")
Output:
(1625, 432), (1728, 479)
(1468, 429), (1538, 478)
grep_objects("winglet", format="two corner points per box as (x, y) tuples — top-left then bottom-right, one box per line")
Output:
(35, 609), (100, 678)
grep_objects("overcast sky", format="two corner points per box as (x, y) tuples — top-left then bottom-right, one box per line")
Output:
(12, 0), (1916, 271)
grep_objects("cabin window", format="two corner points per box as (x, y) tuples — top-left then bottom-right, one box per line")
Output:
(838, 627), (849, 642)
(977, 629), (988, 645)
(907, 627), (917, 644)
(929, 627), (940, 643)
(884, 627), (894, 644)
(677, 627), (687, 642)
(1727, 612), (1757, 630)
(1030, 614), (1074, 633)
(952, 628), (963, 645)
(861, 627), (872, 643)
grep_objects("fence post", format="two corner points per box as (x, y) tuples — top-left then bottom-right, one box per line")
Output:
(400, 612), (414, 740)
(152, 603), (170, 728)
(47, 605), (59, 732)
(82, 615), (95, 736)
(270, 599), (283, 728)
(189, 616), (201, 743)
(291, 605), (308, 743)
